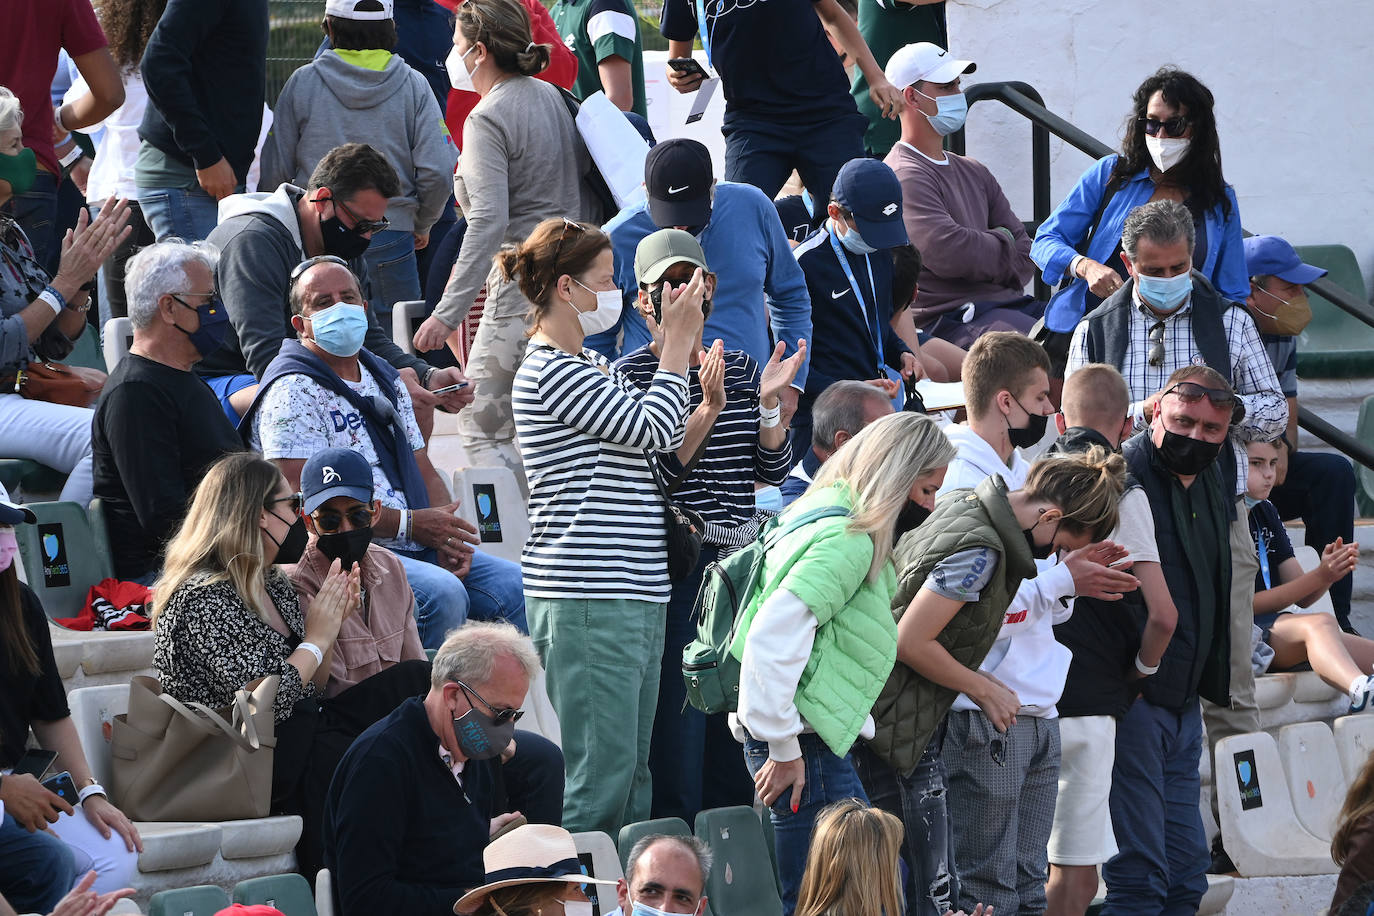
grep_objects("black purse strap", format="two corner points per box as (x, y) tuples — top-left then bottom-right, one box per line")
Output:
(646, 426), (713, 500)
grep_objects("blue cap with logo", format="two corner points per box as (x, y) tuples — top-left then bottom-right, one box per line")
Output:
(1243, 235), (1327, 286)
(301, 447), (374, 514)
(832, 158), (908, 250)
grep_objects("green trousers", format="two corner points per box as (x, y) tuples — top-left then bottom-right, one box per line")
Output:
(528, 594), (667, 835)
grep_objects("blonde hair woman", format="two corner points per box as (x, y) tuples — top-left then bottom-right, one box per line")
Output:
(732, 411), (958, 913)
(796, 799), (904, 916)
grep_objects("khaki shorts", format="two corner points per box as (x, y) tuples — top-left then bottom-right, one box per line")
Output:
(1047, 715), (1118, 866)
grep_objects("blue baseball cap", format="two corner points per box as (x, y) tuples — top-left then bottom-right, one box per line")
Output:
(832, 159), (908, 250)
(301, 448), (374, 514)
(1243, 235), (1327, 285)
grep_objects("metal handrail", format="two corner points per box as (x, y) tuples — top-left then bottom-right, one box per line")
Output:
(951, 80), (1374, 471)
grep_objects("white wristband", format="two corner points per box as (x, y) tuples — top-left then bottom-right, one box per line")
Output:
(37, 289), (64, 317)
(77, 784), (106, 803)
(297, 641), (325, 667)
(760, 413), (781, 429)
(398, 508), (410, 541)
(1135, 653), (1160, 676)
(759, 401), (781, 420)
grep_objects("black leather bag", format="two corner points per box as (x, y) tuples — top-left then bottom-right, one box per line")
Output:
(646, 432), (712, 582)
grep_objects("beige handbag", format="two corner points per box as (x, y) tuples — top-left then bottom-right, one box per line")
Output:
(111, 674), (279, 821)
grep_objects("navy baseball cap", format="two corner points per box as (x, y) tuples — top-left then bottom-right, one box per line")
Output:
(832, 158), (908, 250)
(0, 483), (35, 525)
(1243, 236), (1327, 285)
(644, 139), (714, 229)
(301, 448), (374, 514)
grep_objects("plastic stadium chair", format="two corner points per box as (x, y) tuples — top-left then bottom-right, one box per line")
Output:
(1276, 721), (1348, 842)
(694, 806), (783, 916)
(572, 831), (623, 914)
(13, 500), (115, 620)
(233, 873), (318, 916)
(451, 467), (530, 565)
(65, 322), (107, 372)
(147, 885), (231, 916)
(0, 458), (65, 502)
(391, 299), (425, 356)
(1357, 395), (1374, 517)
(315, 868), (335, 916)
(103, 316), (133, 372)
(1293, 244), (1373, 379)
(617, 817), (692, 872)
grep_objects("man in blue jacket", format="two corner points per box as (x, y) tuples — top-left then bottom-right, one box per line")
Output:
(586, 138), (811, 424)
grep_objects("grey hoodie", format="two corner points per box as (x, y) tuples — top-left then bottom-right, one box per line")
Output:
(258, 51), (457, 233)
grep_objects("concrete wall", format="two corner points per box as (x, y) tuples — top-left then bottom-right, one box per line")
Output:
(948, 0), (1374, 293)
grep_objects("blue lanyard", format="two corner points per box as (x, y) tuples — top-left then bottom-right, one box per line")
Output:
(1256, 526), (1271, 590)
(828, 227), (884, 374)
(693, 0), (715, 70)
(801, 189), (815, 219)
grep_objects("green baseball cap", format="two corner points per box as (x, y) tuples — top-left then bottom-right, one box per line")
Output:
(633, 229), (709, 285)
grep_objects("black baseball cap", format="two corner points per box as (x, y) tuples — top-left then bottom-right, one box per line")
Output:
(644, 138), (714, 229)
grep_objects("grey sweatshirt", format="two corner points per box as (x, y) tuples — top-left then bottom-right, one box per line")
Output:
(434, 76), (593, 327)
(258, 51), (457, 234)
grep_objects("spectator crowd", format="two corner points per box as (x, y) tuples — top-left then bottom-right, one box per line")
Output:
(1, 0), (1370, 915)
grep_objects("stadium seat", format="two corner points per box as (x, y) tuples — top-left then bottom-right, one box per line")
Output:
(1213, 731), (1336, 876)
(65, 322), (108, 372)
(13, 500), (114, 620)
(1292, 670), (1343, 704)
(391, 299), (425, 356)
(103, 316), (133, 372)
(1357, 395), (1374, 517)
(233, 874), (318, 916)
(572, 831), (623, 913)
(1333, 715), (1374, 784)
(618, 817), (692, 872)
(315, 868), (335, 916)
(0, 458), (66, 501)
(451, 467), (529, 565)
(1276, 721), (1348, 842)
(1253, 672), (1297, 709)
(694, 806), (783, 916)
(1292, 244), (1374, 379)
(147, 885), (231, 916)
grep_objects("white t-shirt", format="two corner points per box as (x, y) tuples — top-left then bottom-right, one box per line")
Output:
(252, 366), (425, 550)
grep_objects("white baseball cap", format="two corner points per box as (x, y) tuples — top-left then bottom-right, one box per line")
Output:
(325, 0), (394, 21)
(885, 42), (976, 90)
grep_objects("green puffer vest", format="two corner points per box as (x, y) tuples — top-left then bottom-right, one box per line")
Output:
(866, 476), (1038, 775)
(731, 483), (899, 757)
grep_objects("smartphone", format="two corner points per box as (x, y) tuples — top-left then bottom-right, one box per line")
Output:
(430, 381), (470, 395)
(668, 57), (708, 81)
(11, 748), (58, 779)
(42, 771), (79, 806)
(490, 813), (527, 841)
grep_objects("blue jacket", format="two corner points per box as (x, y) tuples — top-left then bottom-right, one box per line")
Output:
(1032, 154), (1247, 333)
(585, 182), (813, 387)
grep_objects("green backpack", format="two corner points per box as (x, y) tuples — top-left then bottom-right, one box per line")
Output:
(681, 505), (851, 714)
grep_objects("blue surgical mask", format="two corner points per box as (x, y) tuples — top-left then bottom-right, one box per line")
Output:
(916, 88), (968, 136)
(1243, 494), (1262, 510)
(1134, 271), (1193, 313)
(833, 219), (877, 255)
(630, 902), (679, 916)
(308, 301), (369, 357)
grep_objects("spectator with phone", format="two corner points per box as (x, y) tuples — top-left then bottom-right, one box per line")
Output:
(0, 485), (142, 912)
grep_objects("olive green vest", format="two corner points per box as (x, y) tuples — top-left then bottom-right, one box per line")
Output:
(866, 476), (1038, 775)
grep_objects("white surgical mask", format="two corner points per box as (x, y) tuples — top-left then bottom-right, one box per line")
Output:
(446, 45), (476, 92)
(570, 278), (623, 336)
(1145, 135), (1190, 173)
(561, 901), (595, 916)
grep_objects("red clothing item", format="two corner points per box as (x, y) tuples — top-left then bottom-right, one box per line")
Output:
(434, 0), (577, 150)
(0, 0), (108, 174)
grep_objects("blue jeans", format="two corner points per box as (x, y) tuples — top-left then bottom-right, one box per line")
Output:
(1270, 449), (1357, 627)
(1102, 699), (1208, 916)
(722, 112), (866, 201)
(853, 729), (959, 916)
(3, 171), (60, 274)
(138, 185), (221, 242)
(361, 228), (421, 331)
(394, 549), (527, 647)
(744, 732), (868, 916)
(0, 810), (77, 913)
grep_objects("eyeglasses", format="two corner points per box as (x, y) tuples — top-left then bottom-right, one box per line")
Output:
(264, 492), (304, 517)
(289, 254), (350, 282)
(311, 505), (376, 534)
(1139, 115), (1190, 138)
(1162, 381), (1246, 424)
(331, 196), (391, 235)
(1147, 321), (1166, 368)
(170, 290), (218, 305)
(454, 679), (524, 725)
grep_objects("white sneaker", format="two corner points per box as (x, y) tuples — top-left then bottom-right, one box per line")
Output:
(1350, 674), (1374, 713)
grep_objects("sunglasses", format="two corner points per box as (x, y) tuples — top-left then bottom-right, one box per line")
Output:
(1148, 321), (1166, 368)
(311, 505), (375, 534)
(990, 733), (1008, 767)
(1162, 381), (1245, 424)
(455, 679), (524, 725)
(265, 492), (304, 517)
(1139, 115), (1190, 138)
(290, 254), (350, 282)
(332, 196), (391, 235)
(539, 218), (586, 301)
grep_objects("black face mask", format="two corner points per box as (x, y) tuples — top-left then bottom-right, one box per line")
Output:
(1007, 395), (1049, 450)
(452, 705), (516, 762)
(1157, 429), (1223, 476)
(267, 513), (309, 565)
(1023, 514), (1060, 560)
(316, 527), (373, 570)
(894, 501), (931, 540)
(320, 213), (372, 260)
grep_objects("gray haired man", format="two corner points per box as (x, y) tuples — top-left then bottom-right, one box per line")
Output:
(91, 238), (244, 583)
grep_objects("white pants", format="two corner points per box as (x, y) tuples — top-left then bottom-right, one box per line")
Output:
(49, 804), (138, 894)
(0, 394), (94, 504)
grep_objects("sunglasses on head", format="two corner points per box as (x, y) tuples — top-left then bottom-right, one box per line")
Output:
(311, 505), (375, 534)
(1139, 115), (1190, 138)
(1162, 381), (1245, 424)
(455, 679), (524, 725)
(290, 254), (350, 282)
(265, 492), (304, 516)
